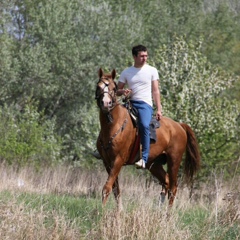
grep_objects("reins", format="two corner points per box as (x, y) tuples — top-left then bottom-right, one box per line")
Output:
(99, 107), (128, 152)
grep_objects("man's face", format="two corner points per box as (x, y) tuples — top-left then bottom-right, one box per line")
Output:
(133, 51), (148, 67)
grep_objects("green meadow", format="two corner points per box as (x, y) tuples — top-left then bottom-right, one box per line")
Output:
(0, 164), (239, 240)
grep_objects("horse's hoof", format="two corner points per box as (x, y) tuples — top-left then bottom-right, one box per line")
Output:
(160, 191), (166, 204)
(102, 189), (110, 204)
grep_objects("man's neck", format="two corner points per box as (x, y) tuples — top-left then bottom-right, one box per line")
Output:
(134, 63), (146, 68)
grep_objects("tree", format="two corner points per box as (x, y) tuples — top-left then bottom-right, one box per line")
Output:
(0, 0), (239, 169)
(0, 0), (145, 162)
(152, 36), (240, 178)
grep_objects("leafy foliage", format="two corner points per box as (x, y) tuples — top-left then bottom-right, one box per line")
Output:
(0, 101), (61, 167)
(152, 36), (239, 177)
(0, 0), (239, 177)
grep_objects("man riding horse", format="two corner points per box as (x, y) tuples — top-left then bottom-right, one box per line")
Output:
(94, 44), (162, 169)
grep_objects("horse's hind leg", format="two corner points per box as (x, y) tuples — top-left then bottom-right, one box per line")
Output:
(149, 158), (169, 205)
(167, 156), (182, 206)
(112, 177), (123, 211)
(160, 185), (168, 205)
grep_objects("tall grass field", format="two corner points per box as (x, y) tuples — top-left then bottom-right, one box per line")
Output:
(0, 162), (239, 240)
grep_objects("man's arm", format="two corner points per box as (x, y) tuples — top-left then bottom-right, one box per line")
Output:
(152, 80), (162, 120)
(117, 82), (132, 96)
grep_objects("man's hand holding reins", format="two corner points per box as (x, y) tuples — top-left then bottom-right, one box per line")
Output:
(156, 110), (162, 121)
(117, 88), (132, 97)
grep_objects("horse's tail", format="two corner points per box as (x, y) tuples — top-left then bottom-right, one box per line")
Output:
(180, 123), (201, 182)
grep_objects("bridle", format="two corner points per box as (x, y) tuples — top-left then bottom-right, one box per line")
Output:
(95, 77), (118, 112)
(95, 70), (129, 156)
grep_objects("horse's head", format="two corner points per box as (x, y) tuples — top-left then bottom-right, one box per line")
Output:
(95, 68), (118, 112)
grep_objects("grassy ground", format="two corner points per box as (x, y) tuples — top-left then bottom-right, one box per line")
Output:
(0, 162), (239, 239)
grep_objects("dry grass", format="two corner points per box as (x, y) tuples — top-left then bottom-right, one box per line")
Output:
(0, 200), (80, 240)
(0, 162), (239, 240)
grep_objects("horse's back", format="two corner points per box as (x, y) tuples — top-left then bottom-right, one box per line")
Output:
(149, 116), (187, 159)
(157, 116), (186, 141)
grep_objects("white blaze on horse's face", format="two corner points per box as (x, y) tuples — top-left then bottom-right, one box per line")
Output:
(99, 81), (112, 110)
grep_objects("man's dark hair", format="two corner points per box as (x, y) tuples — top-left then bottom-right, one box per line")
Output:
(132, 45), (147, 57)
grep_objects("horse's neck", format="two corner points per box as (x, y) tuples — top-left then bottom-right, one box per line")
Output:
(99, 105), (128, 132)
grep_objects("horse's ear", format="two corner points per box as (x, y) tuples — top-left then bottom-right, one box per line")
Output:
(111, 69), (116, 80)
(98, 68), (103, 78)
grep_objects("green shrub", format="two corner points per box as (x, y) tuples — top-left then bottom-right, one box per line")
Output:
(0, 101), (62, 167)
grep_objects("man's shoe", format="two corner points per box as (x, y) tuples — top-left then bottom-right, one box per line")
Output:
(91, 150), (102, 159)
(135, 159), (146, 169)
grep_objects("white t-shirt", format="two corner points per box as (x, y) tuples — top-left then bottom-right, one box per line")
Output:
(118, 64), (159, 106)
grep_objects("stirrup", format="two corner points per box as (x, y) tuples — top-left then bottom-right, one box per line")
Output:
(91, 150), (102, 159)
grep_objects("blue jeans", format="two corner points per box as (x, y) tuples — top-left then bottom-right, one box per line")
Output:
(131, 100), (153, 163)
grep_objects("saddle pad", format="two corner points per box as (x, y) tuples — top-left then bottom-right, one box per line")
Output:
(149, 118), (160, 142)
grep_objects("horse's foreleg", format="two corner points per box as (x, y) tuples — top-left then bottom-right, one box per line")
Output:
(102, 160), (122, 206)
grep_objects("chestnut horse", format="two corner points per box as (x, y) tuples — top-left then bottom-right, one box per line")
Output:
(95, 68), (200, 210)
